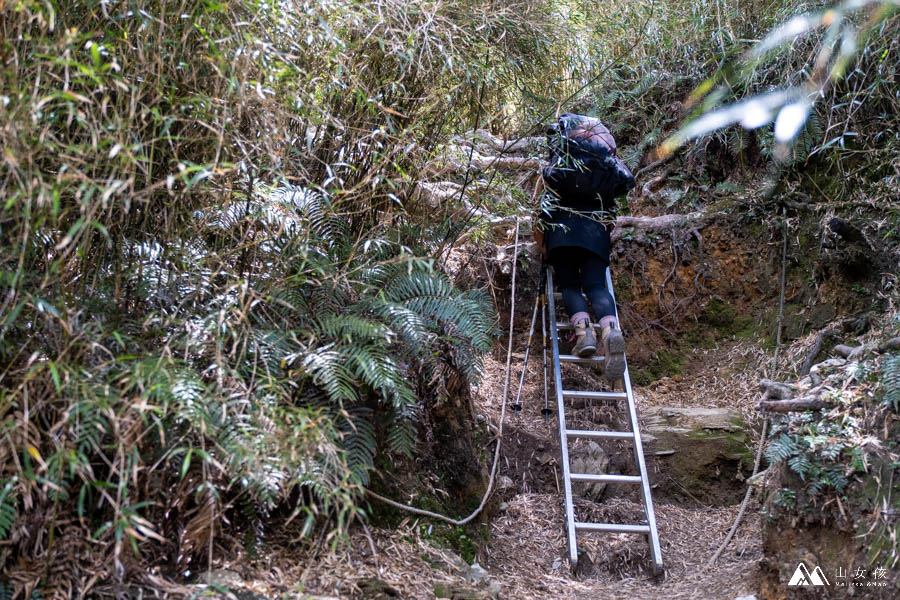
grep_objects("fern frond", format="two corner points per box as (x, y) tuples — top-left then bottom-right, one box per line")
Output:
(365, 300), (431, 351)
(302, 349), (359, 403)
(765, 433), (798, 463)
(385, 406), (417, 458)
(728, 128), (748, 156)
(266, 288), (312, 328)
(0, 479), (19, 540)
(630, 72), (656, 97)
(788, 453), (812, 480)
(70, 394), (110, 454)
(338, 408), (376, 485)
(317, 314), (392, 344)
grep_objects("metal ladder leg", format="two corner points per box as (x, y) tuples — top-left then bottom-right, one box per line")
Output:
(606, 267), (664, 574)
(545, 268), (579, 566)
(546, 266), (664, 575)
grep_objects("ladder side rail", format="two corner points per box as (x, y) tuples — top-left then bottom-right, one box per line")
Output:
(546, 269), (579, 566)
(605, 266), (664, 572)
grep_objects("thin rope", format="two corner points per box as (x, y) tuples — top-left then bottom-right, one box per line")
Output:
(366, 218), (521, 525)
(707, 214), (787, 567)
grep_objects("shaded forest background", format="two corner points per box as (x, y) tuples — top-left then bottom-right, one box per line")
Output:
(0, 0), (898, 597)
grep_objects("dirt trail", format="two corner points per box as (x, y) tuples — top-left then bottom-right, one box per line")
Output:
(471, 302), (768, 599)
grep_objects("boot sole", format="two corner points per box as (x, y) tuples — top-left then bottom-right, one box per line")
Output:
(576, 344), (597, 358)
(604, 330), (626, 380)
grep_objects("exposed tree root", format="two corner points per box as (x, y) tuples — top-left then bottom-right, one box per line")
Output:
(799, 327), (840, 375)
(758, 397), (834, 413)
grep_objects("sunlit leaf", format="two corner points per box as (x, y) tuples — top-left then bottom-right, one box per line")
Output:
(774, 101), (812, 142)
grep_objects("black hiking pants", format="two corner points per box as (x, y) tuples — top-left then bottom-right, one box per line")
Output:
(549, 246), (616, 321)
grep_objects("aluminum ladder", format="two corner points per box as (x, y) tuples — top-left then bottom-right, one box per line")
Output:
(544, 266), (663, 574)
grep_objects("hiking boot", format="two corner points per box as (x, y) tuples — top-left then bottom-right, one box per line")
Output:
(572, 317), (597, 358)
(600, 324), (626, 381)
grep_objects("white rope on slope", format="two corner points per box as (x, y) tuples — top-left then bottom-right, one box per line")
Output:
(366, 218), (521, 526)
(707, 215), (786, 567)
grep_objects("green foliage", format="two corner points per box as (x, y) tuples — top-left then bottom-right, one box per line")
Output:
(0, 0), (512, 584)
(774, 487), (797, 509)
(0, 480), (17, 540)
(766, 419), (855, 496)
(1, 0), (894, 589)
(662, 0), (900, 192)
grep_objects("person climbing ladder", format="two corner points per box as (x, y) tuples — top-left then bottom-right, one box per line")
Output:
(535, 113), (636, 380)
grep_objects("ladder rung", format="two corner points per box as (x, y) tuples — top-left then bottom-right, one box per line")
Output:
(559, 354), (604, 365)
(569, 473), (642, 484)
(562, 390), (626, 401)
(574, 522), (650, 534)
(556, 321), (574, 330)
(566, 429), (634, 440)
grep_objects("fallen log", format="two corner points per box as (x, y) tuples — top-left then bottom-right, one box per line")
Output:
(423, 146), (542, 178)
(452, 129), (545, 154)
(759, 379), (797, 400)
(413, 181), (503, 223)
(611, 211), (717, 242)
(833, 344), (858, 358)
(878, 337), (900, 353)
(415, 181), (718, 236)
(758, 397), (834, 413)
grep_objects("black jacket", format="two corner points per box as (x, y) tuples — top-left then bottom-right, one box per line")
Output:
(540, 117), (635, 260)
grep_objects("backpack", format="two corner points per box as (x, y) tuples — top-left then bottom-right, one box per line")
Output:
(541, 113), (635, 207)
